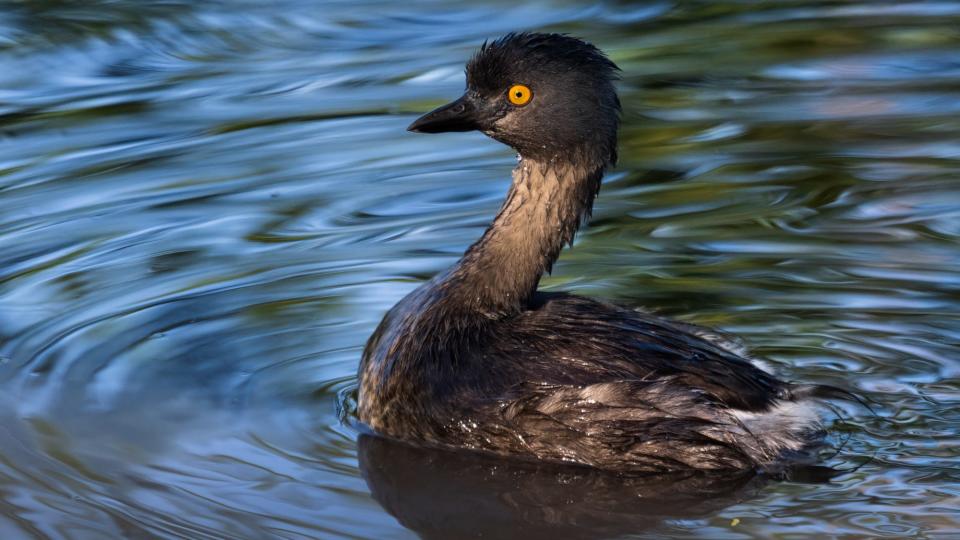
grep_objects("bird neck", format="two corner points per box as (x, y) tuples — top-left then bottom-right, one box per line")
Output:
(444, 155), (605, 317)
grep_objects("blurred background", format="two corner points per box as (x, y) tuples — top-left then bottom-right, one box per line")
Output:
(0, 1), (958, 538)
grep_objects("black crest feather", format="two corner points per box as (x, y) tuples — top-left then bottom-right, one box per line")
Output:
(467, 32), (620, 93)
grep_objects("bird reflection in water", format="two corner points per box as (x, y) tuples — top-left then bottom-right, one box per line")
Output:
(357, 433), (838, 540)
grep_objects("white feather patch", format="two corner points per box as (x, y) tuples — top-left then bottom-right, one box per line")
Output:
(731, 400), (820, 452)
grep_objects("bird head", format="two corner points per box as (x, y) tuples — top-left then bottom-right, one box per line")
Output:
(408, 33), (621, 167)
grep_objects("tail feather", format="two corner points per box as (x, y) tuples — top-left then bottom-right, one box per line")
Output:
(789, 383), (876, 416)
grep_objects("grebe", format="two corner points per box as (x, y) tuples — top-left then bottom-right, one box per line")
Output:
(358, 33), (849, 472)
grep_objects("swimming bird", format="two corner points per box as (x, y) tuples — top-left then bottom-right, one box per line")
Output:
(358, 33), (849, 472)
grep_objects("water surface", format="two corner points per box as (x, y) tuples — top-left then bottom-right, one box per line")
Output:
(0, 1), (958, 538)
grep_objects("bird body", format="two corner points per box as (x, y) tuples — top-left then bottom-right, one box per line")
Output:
(358, 33), (843, 472)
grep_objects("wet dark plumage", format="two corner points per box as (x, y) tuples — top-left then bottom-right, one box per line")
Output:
(358, 33), (848, 472)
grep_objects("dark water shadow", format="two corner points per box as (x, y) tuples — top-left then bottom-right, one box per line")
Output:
(359, 434), (775, 540)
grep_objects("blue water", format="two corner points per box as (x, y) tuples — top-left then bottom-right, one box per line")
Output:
(0, 1), (958, 538)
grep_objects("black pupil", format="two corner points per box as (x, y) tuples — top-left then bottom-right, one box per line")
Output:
(515, 91), (522, 97)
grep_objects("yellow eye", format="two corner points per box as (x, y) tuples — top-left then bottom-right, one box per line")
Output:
(507, 84), (532, 106)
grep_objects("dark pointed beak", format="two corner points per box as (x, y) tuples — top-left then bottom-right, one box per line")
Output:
(407, 95), (479, 133)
